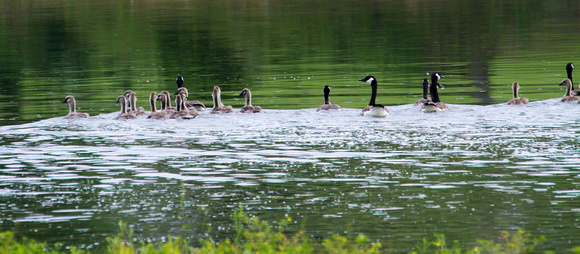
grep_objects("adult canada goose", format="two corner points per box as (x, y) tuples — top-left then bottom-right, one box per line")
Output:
(359, 76), (390, 117)
(317, 85), (342, 111)
(414, 78), (431, 106)
(170, 91), (195, 119)
(507, 82), (530, 105)
(175, 76), (206, 111)
(422, 72), (448, 112)
(174, 87), (206, 111)
(559, 78), (580, 102)
(239, 88), (263, 113)
(124, 90), (147, 116)
(61, 95), (90, 119)
(211, 86), (234, 114)
(115, 95), (137, 120)
(565, 63), (580, 95)
(147, 92), (169, 119)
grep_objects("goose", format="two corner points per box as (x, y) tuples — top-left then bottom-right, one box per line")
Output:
(565, 63), (580, 96)
(147, 92), (169, 119)
(422, 72), (448, 112)
(124, 90), (147, 116)
(414, 78), (431, 106)
(169, 91), (195, 119)
(507, 82), (530, 105)
(61, 95), (90, 119)
(559, 78), (580, 102)
(317, 85), (342, 111)
(175, 90), (201, 117)
(239, 88), (263, 113)
(175, 76), (206, 111)
(174, 87), (206, 112)
(160, 91), (176, 113)
(358, 76), (390, 117)
(115, 95), (137, 120)
(211, 86), (234, 114)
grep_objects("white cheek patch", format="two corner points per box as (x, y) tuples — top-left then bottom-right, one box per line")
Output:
(366, 77), (374, 84)
(435, 73), (441, 79)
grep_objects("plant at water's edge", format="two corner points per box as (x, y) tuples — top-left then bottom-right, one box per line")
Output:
(0, 230), (83, 254)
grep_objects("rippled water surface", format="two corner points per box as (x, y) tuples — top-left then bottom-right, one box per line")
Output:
(1, 101), (579, 252)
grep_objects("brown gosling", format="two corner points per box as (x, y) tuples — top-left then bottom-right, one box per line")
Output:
(211, 86), (234, 114)
(115, 95), (137, 120)
(175, 79), (206, 111)
(414, 78), (432, 106)
(317, 85), (341, 111)
(170, 91), (195, 119)
(559, 78), (580, 102)
(147, 92), (169, 119)
(62, 95), (90, 119)
(239, 88), (263, 113)
(507, 82), (530, 105)
(124, 90), (147, 116)
(174, 87), (203, 116)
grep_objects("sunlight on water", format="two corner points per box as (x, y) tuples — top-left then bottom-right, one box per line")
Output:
(1, 99), (580, 251)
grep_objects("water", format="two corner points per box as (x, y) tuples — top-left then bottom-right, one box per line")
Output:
(2, 0), (580, 252)
(1, 100), (580, 252)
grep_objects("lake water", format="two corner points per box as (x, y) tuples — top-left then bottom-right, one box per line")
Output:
(1, 0), (580, 252)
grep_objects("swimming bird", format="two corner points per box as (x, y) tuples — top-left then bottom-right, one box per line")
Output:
(124, 90), (147, 116)
(559, 78), (580, 102)
(211, 86), (234, 114)
(175, 76), (206, 111)
(170, 91), (195, 119)
(507, 82), (530, 105)
(317, 85), (342, 111)
(358, 76), (390, 117)
(565, 63), (580, 95)
(175, 89), (201, 117)
(422, 72), (448, 112)
(61, 95), (90, 119)
(147, 92), (169, 119)
(414, 78), (431, 106)
(115, 95), (137, 120)
(160, 91), (176, 113)
(239, 88), (263, 113)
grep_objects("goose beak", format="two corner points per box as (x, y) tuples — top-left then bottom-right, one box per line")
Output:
(559, 82), (564, 86)
(358, 78), (365, 81)
(239, 91), (245, 97)
(173, 90), (179, 95)
(61, 99), (68, 103)
(437, 83), (445, 89)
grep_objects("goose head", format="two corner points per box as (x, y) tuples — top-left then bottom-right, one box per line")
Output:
(431, 72), (444, 86)
(567, 63), (574, 77)
(174, 87), (188, 99)
(62, 95), (75, 104)
(176, 74), (184, 88)
(358, 76), (377, 86)
(323, 85), (331, 95)
(239, 88), (251, 97)
(559, 78), (572, 88)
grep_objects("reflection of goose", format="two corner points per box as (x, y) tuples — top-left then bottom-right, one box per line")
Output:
(147, 92), (169, 119)
(124, 90), (147, 116)
(115, 96), (137, 120)
(239, 88), (263, 113)
(507, 82), (530, 105)
(61, 95), (90, 119)
(414, 78), (431, 106)
(422, 72), (448, 112)
(211, 86), (234, 114)
(559, 78), (580, 102)
(317, 85), (342, 111)
(359, 76), (390, 117)
(175, 77), (206, 111)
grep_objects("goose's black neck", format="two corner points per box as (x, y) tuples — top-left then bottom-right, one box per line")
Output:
(369, 81), (378, 106)
(323, 86), (331, 104)
(566, 63), (574, 91)
(430, 74), (441, 103)
(422, 78), (429, 99)
(176, 75), (184, 88)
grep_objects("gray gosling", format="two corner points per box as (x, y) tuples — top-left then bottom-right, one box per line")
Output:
(507, 82), (530, 105)
(240, 88), (263, 113)
(115, 95), (137, 120)
(62, 95), (90, 119)
(559, 78), (580, 102)
(211, 86), (234, 114)
(147, 92), (169, 119)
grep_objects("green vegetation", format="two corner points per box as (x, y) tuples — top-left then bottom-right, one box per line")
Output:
(1, 208), (579, 253)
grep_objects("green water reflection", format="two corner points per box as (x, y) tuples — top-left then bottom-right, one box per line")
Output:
(1, 1), (580, 125)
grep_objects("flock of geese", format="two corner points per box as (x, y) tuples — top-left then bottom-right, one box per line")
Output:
(61, 63), (580, 119)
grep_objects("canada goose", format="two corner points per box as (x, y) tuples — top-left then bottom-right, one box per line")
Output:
(507, 82), (530, 105)
(115, 95), (137, 120)
(61, 95), (90, 119)
(414, 78), (431, 106)
(147, 92), (169, 119)
(422, 72), (448, 112)
(239, 88), (263, 113)
(176, 90), (201, 117)
(211, 86), (234, 114)
(565, 63), (580, 95)
(175, 76), (206, 111)
(169, 91), (195, 119)
(124, 90), (147, 116)
(174, 87), (206, 111)
(358, 76), (390, 117)
(317, 85), (342, 111)
(559, 78), (580, 102)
